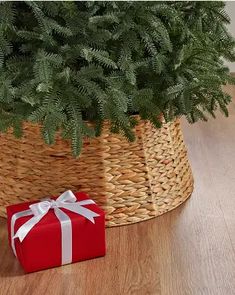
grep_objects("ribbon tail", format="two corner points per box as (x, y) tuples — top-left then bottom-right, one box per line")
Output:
(76, 200), (95, 206)
(61, 203), (99, 224)
(11, 209), (32, 256)
(13, 213), (47, 242)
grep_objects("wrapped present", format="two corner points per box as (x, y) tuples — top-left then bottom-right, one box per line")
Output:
(7, 190), (106, 273)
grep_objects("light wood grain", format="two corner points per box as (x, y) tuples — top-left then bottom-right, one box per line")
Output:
(1, 86), (235, 295)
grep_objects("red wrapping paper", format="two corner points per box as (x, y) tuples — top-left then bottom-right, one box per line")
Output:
(6, 192), (106, 273)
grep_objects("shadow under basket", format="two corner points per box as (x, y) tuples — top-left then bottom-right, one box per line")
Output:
(0, 118), (194, 227)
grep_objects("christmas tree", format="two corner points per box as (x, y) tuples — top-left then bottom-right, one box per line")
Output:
(0, 1), (234, 155)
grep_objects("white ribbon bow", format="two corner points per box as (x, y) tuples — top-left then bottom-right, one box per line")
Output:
(11, 190), (99, 265)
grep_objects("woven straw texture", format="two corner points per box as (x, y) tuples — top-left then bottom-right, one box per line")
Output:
(0, 118), (193, 227)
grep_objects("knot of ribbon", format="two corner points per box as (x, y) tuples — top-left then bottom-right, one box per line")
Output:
(11, 190), (100, 265)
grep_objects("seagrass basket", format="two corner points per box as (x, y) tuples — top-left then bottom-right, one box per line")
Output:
(0, 118), (193, 227)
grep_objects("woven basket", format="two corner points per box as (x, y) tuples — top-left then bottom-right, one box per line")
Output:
(0, 118), (193, 227)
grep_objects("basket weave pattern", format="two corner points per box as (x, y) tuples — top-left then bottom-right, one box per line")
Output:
(0, 119), (193, 226)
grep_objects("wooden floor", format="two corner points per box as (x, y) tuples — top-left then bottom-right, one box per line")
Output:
(1, 86), (235, 295)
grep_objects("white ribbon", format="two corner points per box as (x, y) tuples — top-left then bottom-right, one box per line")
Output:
(11, 190), (99, 265)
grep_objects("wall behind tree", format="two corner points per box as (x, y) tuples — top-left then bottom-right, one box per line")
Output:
(225, 1), (235, 72)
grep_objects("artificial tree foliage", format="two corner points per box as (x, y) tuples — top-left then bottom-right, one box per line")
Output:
(0, 1), (234, 155)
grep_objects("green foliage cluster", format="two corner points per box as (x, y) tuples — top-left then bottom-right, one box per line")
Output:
(0, 1), (234, 155)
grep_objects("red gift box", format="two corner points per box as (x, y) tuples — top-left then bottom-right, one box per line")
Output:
(6, 191), (106, 273)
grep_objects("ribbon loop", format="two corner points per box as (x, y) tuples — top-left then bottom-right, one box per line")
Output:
(56, 190), (77, 203)
(30, 201), (51, 216)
